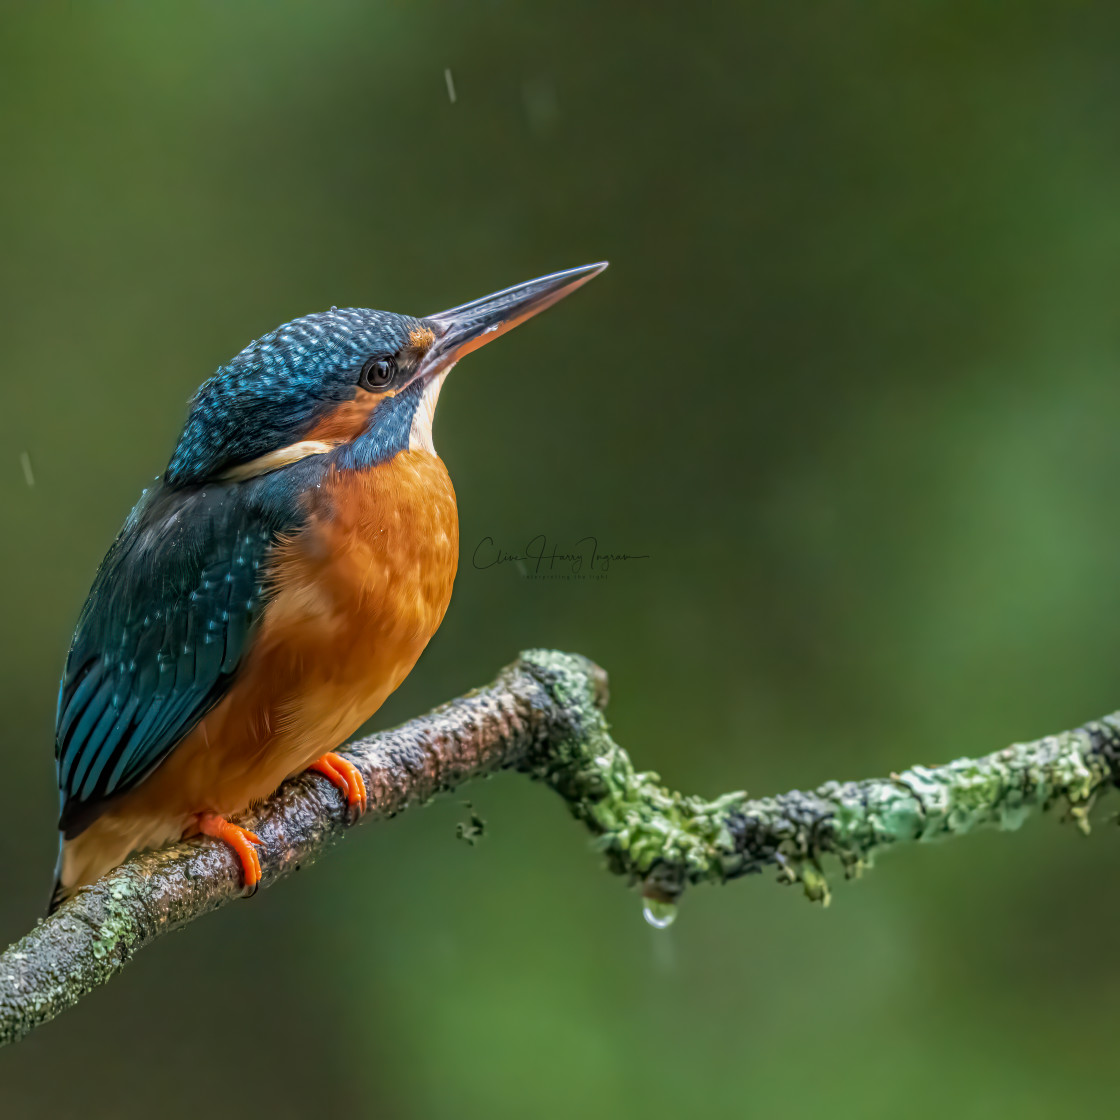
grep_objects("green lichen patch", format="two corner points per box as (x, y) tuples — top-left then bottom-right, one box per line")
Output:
(520, 649), (1120, 909)
(88, 885), (142, 964)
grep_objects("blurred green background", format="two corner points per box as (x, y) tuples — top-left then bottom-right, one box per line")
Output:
(3, 2), (1120, 1116)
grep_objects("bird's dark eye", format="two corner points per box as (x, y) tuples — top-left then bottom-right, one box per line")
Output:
(359, 356), (396, 390)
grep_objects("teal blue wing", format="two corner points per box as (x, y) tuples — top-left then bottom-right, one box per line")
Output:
(54, 479), (291, 837)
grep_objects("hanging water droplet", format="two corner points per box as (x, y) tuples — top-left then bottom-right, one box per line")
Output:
(642, 898), (677, 929)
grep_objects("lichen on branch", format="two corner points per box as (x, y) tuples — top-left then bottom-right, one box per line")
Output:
(1, 649), (1117, 1047)
(518, 652), (1120, 905)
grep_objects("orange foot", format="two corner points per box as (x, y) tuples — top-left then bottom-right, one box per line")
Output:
(197, 813), (263, 894)
(308, 751), (368, 815)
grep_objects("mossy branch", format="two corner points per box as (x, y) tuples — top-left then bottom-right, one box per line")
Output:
(1, 649), (1118, 1046)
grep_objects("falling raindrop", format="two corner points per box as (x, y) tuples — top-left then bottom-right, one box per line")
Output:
(642, 898), (677, 929)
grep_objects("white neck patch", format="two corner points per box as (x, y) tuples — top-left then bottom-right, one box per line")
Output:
(219, 439), (337, 481)
(409, 367), (451, 456)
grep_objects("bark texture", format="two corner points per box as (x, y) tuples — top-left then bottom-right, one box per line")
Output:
(2, 649), (1117, 1046)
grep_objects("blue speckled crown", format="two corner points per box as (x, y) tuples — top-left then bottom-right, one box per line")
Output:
(165, 307), (425, 486)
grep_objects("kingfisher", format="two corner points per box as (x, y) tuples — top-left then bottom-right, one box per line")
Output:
(50, 262), (607, 911)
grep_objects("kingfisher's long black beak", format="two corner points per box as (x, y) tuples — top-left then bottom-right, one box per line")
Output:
(416, 262), (608, 378)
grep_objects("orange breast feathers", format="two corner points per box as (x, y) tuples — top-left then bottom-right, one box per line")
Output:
(248, 447), (461, 776)
(57, 450), (458, 893)
(188, 447), (459, 802)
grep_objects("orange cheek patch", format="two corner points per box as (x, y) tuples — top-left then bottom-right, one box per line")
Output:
(305, 389), (394, 442)
(408, 325), (436, 352)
